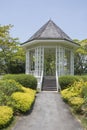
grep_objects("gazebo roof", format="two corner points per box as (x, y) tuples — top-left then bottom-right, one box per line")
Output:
(22, 20), (73, 44)
(21, 20), (80, 48)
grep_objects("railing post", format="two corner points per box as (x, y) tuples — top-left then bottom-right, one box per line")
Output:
(56, 70), (61, 92)
(37, 70), (43, 92)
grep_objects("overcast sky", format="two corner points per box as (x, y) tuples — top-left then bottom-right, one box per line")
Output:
(0, 0), (87, 43)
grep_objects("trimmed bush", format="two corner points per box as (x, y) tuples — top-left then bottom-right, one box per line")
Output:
(11, 91), (35, 113)
(80, 75), (87, 82)
(61, 80), (86, 101)
(61, 88), (78, 102)
(0, 106), (13, 128)
(61, 80), (87, 113)
(69, 97), (84, 112)
(59, 75), (80, 89)
(3, 74), (37, 90)
(81, 85), (87, 97)
(0, 79), (23, 96)
(0, 90), (7, 105)
(22, 87), (36, 96)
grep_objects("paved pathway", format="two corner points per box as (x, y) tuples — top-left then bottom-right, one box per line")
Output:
(12, 92), (83, 130)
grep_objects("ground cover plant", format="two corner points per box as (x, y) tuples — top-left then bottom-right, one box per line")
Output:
(60, 76), (87, 129)
(0, 106), (13, 129)
(59, 75), (80, 90)
(3, 74), (37, 90)
(0, 78), (36, 129)
(59, 75), (87, 90)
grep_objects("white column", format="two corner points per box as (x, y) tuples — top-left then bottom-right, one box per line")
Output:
(35, 48), (38, 76)
(70, 51), (74, 75)
(56, 46), (59, 76)
(26, 50), (30, 74)
(58, 46), (60, 76)
(59, 47), (64, 76)
(37, 46), (44, 76)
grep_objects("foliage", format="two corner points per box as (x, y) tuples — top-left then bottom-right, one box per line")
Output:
(0, 24), (25, 74)
(59, 75), (79, 89)
(61, 80), (87, 100)
(44, 48), (55, 76)
(0, 90), (7, 105)
(3, 74), (37, 90)
(7, 47), (25, 74)
(0, 106), (13, 128)
(61, 80), (87, 113)
(80, 75), (87, 82)
(81, 85), (87, 98)
(0, 77), (36, 128)
(74, 39), (87, 75)
(0, 79), (23, 96)
(69, 97), (84, 112)
(22, 87), (36, 96)
(11, 91), (35, 113)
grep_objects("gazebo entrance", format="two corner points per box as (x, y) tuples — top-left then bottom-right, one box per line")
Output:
(21, 19), (79, 91)
(44, 48), (56, 76)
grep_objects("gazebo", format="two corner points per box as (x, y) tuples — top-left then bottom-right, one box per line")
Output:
(21, 20), (79, 91)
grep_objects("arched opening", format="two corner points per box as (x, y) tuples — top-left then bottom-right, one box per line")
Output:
(44, 48), (56, 76)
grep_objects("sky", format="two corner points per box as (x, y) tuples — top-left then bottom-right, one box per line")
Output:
(0, 0), (87, 43)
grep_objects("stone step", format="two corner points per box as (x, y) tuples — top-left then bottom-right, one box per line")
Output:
(42, 76), (57, 91)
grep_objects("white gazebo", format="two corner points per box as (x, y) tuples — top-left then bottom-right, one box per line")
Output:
(21, 20), (79, 91)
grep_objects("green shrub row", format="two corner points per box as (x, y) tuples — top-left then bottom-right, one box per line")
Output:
(61, 80), (87, 113)
(0, 77), (36, 128)
(3, 74), (37, 90)
(59, 75), (87, 90)
(59, 75), (80, 90)
(0, 79), (22, 96)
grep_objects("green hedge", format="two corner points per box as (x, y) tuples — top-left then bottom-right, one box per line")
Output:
(3, 74), (37, 90)
(61, 80), (87, 113)
(0, 79), (22, 96)
(59, 75), (80, 90)
(80, 75), (87, 82)
(0, 90), (7, 105)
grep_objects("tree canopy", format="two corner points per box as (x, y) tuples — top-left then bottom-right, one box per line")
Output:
(74, 39), (87, 75)
(0, 24), (87, 75)
(0, 24), (25, 74)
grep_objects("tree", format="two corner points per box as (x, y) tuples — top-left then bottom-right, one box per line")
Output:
(0, 25), (25, 74)
(74, 39), (87, 75)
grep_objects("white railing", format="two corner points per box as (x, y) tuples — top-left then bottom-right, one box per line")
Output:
(37, 70), (43, 91)
(40, 70), (43, 90)
(56, 70), (61, 92)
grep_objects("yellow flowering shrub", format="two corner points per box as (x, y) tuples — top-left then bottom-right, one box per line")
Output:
(61, 88), (77, 102)
(69, 97), (84, 106)
(0, 106), (13, 128)
(69, 80), (85, 94)
(69, 97), (84, 112)
(61, 80), (87, 101)
(22, 87), (36, 96)
(11, 91), (35, 112)
(61, 80), (87, 112)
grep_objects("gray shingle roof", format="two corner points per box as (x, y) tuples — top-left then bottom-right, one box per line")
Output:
(23, 20), (75, 44)
(28, 20), (72, 41)
(21, 20), (79, 46)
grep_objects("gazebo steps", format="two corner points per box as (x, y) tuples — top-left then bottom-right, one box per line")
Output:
(42, 76), (57, 91)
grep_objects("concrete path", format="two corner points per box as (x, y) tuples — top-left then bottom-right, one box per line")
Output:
(12, 92), (83, 130)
